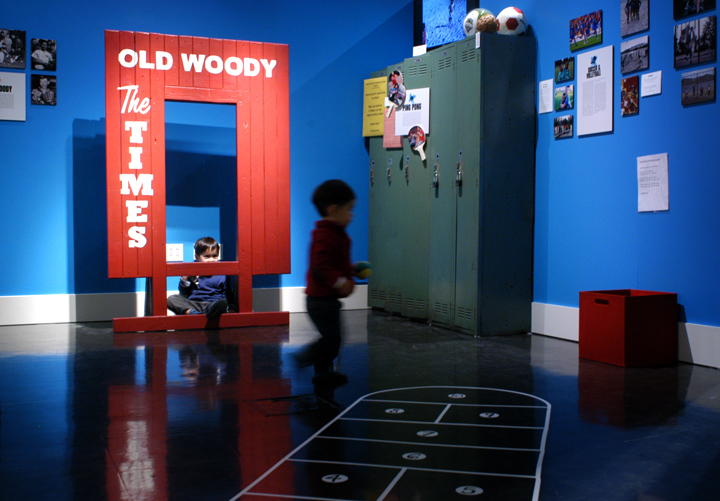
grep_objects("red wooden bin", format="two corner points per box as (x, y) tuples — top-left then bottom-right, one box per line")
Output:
(579, 290), (678, 367)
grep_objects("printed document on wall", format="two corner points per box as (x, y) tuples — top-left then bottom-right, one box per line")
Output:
(637, 153), (669, 212)
(577, 45), (613, 136)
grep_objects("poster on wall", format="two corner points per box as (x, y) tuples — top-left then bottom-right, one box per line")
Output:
(554, 115), (573, 139)
(30, 38), (56, 71)
(31, 74), (56, 105)
(0, 71), (26, 121)
(681, 67), (715, 105)
(577, 45), (614, 136)
(621, 0), (649, 37)
(0, 29), (26, 69)
(395, 87), (430, 137)
(674, 0), (716, 20)
(570, 10), (603, 51)
(555, 57), (574, 83)
(674, 15), (717, 69)
(620, 36), (649, 74)
(621, 75), (639, 115)
(554, 85), (574, 111)
(363, 76), (387, 137)
(637, 153), (668, 212)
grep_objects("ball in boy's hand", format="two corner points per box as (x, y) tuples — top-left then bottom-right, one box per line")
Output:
(353, 261), (372, 279)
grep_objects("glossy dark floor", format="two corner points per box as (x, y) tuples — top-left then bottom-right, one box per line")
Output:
(1, 310), (720, 501)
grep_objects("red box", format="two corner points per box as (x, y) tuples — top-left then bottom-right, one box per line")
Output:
(579, 290), (678, 367)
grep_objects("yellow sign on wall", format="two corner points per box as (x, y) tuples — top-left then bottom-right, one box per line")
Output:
(363, 76), (387, 137)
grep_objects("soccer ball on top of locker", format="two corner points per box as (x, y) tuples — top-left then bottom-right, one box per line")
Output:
(497, 7), (528, 36)
(463, 8), (494, 37)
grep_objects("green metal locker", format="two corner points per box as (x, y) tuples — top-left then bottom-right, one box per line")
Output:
(427, 43), (458, 327)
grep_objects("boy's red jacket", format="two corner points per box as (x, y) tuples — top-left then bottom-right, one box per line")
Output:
(306, 219), (354, 298)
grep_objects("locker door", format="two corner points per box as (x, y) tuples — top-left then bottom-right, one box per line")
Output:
(398, 52), (433, 320)
(453, 38), (482, 334)
(427, 43), (457, 327)
(381, 63), (407, 315)
(368, 69), (388, 309)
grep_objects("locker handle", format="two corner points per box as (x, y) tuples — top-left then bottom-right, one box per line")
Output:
(432, 164), (439, 188)
(387, 167), (392, 184)
(455, 162), (463, 186)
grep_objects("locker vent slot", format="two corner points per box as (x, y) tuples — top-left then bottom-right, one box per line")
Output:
(438, 56), (452, 71)
(457, 307), (475, 321)
(434, 302), (450, 316)
(408, 64), (429, 76)
(460, 48), (476, 63)
(370, 289), (387, 301)
(404, 298), (425, 311)
(388, 294), (403, 307)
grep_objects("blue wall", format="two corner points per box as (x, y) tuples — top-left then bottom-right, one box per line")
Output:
(4, 0), (720, 329)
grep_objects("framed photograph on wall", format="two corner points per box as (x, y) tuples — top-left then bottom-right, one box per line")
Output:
(674, 0), (716, 20)
(554, 115), (573, 139)
(621, 36), (649, 73)
(681, 67), (715, 105)
(555, 57), (575, 83)
(31, 74), (56, 105)
(570, 10), (603, 51)
(622, 0), (649, 37)
(621, 75), (640, 115)
(0, 29), (26, 69)
(30, 38), (56, 71)
(554, 85), (575, 111)
(674, 15), (716, 68)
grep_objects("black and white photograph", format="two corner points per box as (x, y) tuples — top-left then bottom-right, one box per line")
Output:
(31, 38), (56, 71)
(554, 57), (575, 83)
(0, 29), (26, 69)
(621, 75), (640, 115)
(31, 74), (56, 105)
(674, 0), (716, 20)
(621, 35), (649, 73)
(674, 15), (717, 68)
(622, 0), (649, 37)
(570, 10), (603, 51)
(681, 66), (715, 105)
(554, 115), (573, 139)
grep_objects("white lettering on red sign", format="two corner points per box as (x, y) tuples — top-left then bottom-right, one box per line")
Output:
(118, 49), (277, 78)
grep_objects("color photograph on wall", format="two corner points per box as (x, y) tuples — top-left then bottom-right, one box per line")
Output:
(554, 85), (574, 110)
(30, 74), (56, 105)
(0, 29), (26, 69)
(621, 75), (640, 115)
(681, 66), (715, 105)
(554, 115), (573, 139)
(570, 10), (603, 51)
(674, 15), (717, 68)
(555, 57), (574, 83)
(674, 0), (716, 20)
(30, 38), (56, 71)
(621, 35), (649, 73)
(621, 0), (649, 37)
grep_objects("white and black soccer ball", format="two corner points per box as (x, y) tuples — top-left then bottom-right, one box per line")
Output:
(463, 8), (494, 37)
(497, 7), (527, 36)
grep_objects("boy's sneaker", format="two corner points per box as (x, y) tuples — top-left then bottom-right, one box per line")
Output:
(312, 369), (349, 385)
(205, 299), (228, 319)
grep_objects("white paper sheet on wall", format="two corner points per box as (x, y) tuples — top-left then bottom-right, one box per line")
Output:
(637, 153), (669, 212)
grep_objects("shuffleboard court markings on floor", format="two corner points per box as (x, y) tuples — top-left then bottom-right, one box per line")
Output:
(230, 387), (550, 501)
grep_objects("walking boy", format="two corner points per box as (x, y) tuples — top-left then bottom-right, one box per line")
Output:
(296, 180), (360, 384)
(167, 236), (231, 319)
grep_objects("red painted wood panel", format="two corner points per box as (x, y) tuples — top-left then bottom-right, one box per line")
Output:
(262, 43), (280, 273)
(276, 43), (291, 273)
(178, 36), (194, 88)
(192, 37), (210, 89)
(114, 311), (290, 333)
(209, 38), (224, 90)
(135, 32), (154, 278)
(249, 42), (266, 275)
(164, 35), (179, 87)
(105, 31), (124, 278)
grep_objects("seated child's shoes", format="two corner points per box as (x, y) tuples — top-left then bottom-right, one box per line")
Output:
(206, 299), (228, 319)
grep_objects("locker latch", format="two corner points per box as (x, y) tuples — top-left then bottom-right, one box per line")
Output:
(432, 163), (439, 188)
(370, 160), (375, 186)
(455, 161), (463, 186)
(387, 166), (392, 184)
(404, 165), (409, 184)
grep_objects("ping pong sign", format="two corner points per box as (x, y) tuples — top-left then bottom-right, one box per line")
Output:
(105, 30), (290, 284)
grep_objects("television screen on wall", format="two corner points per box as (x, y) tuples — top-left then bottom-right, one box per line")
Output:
(415, 0), (480, 50)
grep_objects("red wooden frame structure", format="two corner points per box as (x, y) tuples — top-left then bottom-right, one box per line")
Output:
(105, 31), (290, 332)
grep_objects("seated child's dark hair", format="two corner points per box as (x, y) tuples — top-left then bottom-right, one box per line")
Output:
(194, 236), (219, 256)
(312, 180), (356, 217)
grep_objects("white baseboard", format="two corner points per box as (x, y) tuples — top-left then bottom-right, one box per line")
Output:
(0, 285), (369, 326)
(531, 302), (720, 370)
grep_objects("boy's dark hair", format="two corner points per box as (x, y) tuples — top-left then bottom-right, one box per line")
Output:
(312, 180), (356, 217)
(194, 236), (219, 256)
